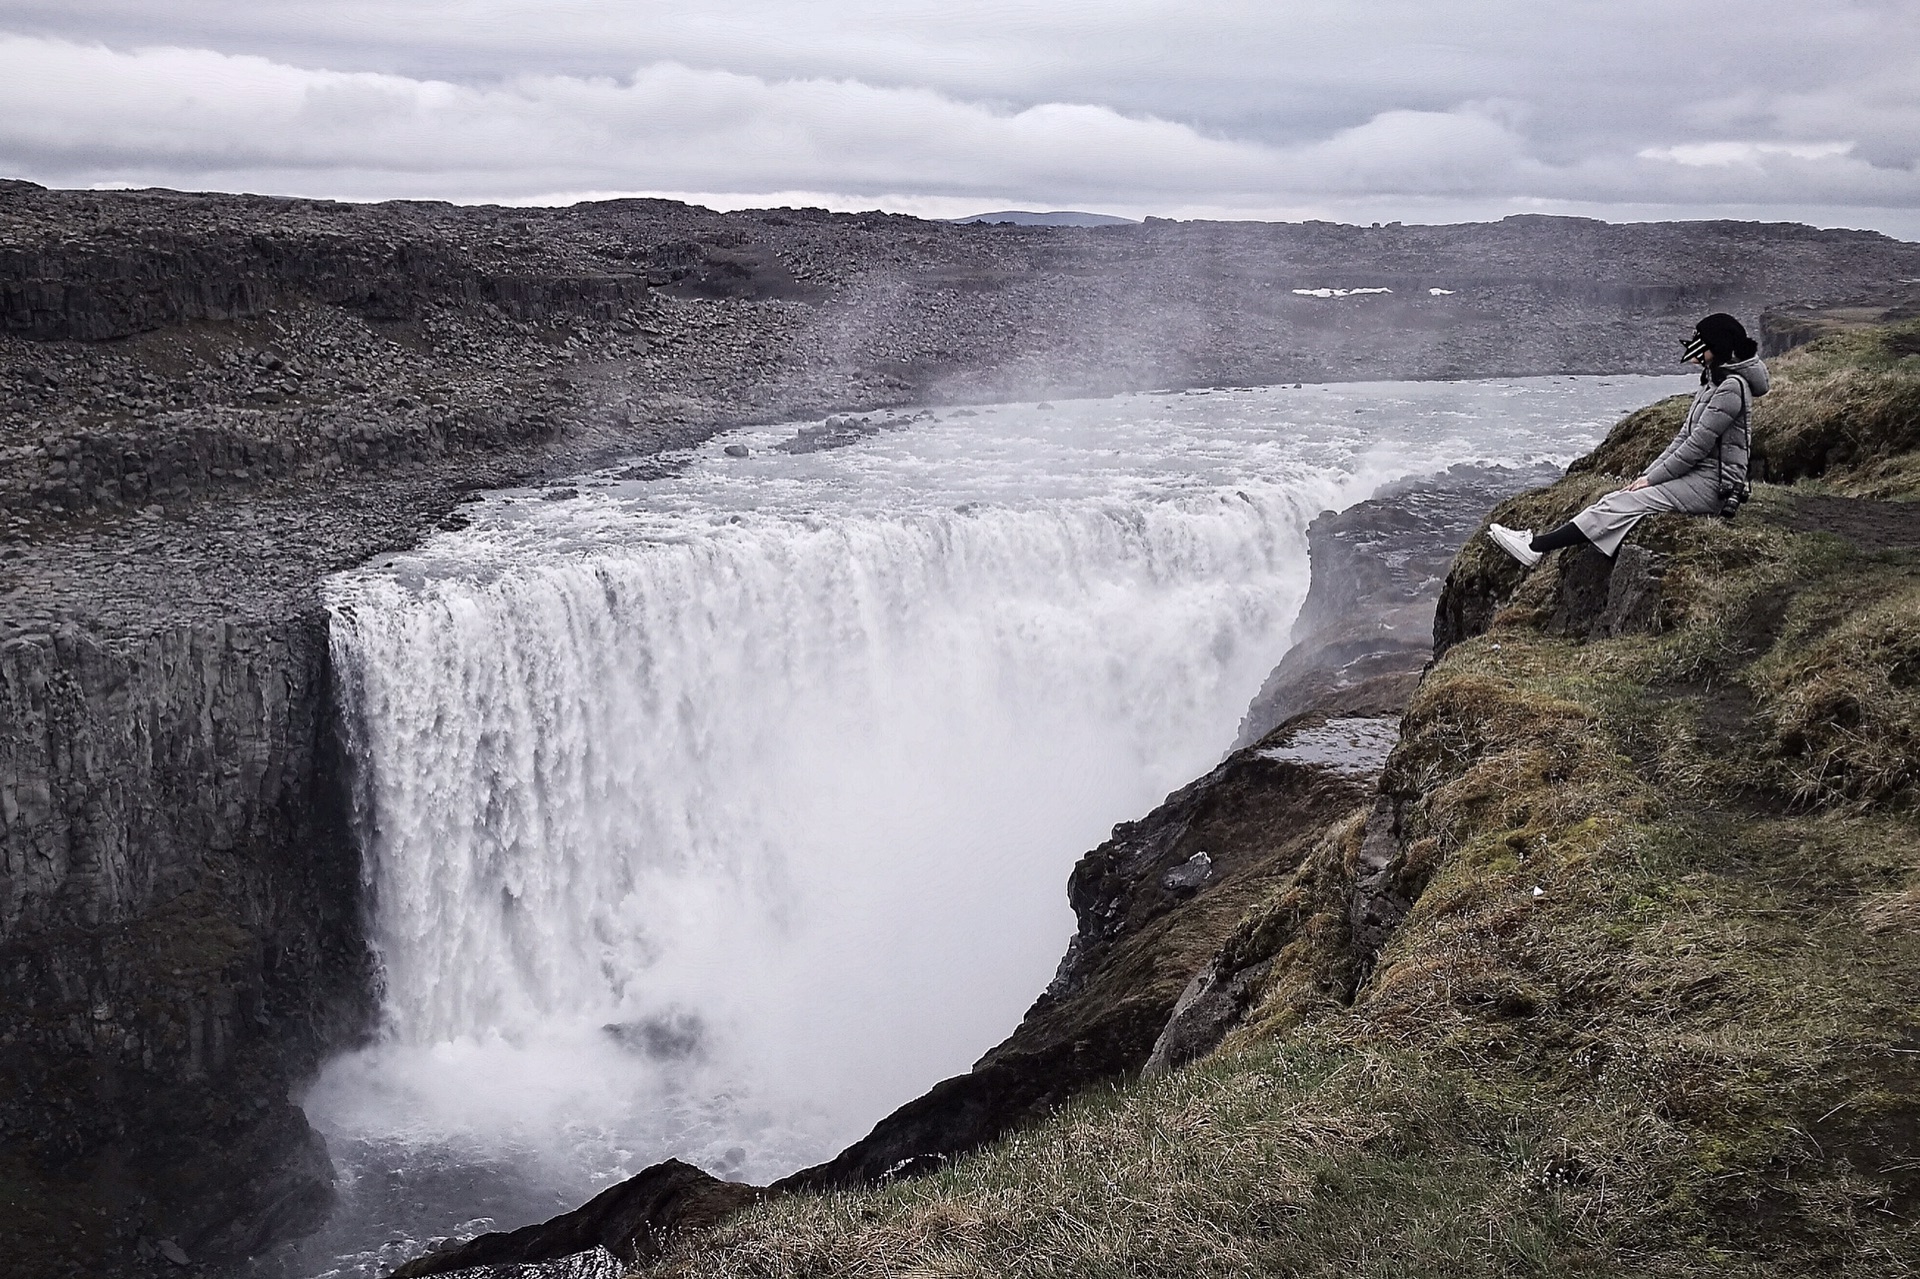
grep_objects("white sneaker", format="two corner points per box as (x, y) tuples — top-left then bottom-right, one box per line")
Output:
(1487, 523), (1541, 567)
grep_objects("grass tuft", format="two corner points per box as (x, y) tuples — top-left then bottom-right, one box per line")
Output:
(1752, 574), (1920, 808)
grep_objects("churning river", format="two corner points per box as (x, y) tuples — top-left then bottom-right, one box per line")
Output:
(264, 374), (1687, 1277)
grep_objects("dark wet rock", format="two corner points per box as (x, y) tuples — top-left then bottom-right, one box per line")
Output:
(1347, 796), (1415, 980)
(0, 617), (372, 1275)
(1255, 716), (1400, 777)
(1238, 462), (1563, 745)
(775, 415), (888, 454)
(386, 1159), (761, 1279)
(1142, 954), (1272, 1076)
(1596, 543), (1666, 636)
(612, 456), (690, 482)
(1160, 851), (1215, 893)
(604, 1011), (706, 1061)
(1145, 782), (1420, 1077)
(1548, 542), (1666, 640)
(1438, 515), (1677, 657)
(1548, 543), (1616, 637)
(723, 443), (750, 458)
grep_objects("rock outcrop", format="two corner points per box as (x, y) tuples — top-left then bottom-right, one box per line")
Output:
(387, 1161), (761, 1279)
(1236, 462), (1562, 745)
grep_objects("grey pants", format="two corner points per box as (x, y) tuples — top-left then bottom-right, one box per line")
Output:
(1571, 483), (1698, 556)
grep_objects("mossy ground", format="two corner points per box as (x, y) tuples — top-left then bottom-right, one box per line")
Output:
(636, 328), (1920, 1278)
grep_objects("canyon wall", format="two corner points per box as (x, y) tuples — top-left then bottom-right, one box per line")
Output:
(0, 615), (372, 1273)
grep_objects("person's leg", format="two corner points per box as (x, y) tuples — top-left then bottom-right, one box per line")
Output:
(1529, 522), (1589, 553)
(1571, 485), (1689, 557)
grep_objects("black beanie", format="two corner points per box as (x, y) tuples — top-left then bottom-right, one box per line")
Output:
(1695, 313), (1758, 363)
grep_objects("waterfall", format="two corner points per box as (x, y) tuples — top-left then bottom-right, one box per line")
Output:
(327, 489), (1315, 1115)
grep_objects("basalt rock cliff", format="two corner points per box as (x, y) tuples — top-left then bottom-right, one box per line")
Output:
(1, 615), (371, 1274)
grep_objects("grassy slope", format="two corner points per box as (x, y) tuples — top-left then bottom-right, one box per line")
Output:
(640, 325), (1920, 1278)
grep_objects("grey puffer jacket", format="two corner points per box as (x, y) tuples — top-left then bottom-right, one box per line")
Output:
(1642, 355), (1771, 511)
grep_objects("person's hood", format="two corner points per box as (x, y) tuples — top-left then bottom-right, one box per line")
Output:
(1723, 355), (1771, 398)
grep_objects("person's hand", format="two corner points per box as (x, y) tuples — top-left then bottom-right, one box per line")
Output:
(1619, 476), (1650, 493)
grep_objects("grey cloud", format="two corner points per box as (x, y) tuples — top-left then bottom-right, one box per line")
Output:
(7, 1), (1907, 140)
(0, 2), (1915, 232)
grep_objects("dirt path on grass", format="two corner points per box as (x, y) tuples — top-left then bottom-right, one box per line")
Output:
(1779, 493), (1920, 548)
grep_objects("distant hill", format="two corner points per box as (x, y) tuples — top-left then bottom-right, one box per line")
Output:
(951, 209), (1138, 227)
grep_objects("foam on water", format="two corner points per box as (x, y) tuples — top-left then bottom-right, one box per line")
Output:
(271, 375), (1686, 1276)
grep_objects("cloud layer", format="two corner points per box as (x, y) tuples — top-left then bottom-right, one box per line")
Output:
(2, 2), (1917, 233)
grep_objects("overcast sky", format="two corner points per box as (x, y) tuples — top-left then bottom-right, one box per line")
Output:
(3, 1), (1917, 236)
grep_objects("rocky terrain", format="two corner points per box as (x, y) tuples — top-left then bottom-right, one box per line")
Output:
(4, 179), (1920, 1277)
(1233, 461), (1566, 747)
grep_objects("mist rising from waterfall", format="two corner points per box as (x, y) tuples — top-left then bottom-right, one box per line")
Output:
(325, 490), (1313, 1155)
(290, 375), (1687, 1276)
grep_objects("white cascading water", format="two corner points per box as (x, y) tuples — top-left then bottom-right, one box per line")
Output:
(285, 375), (1687, 1277)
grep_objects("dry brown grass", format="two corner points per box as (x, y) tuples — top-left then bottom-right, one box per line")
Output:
(1211, 812), (1365, 1039)
(1755, 321), (1920, 495)
(1862, 883), (1920, 934)
(1750, 575), (1920, 808)
(647, 1051), (1402, 1279)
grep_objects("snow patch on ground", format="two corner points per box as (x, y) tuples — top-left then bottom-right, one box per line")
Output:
(1259, 717), (1401, 777)
(1292, 287), (1393, 299)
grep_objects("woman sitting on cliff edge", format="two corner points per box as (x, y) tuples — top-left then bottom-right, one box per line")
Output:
(1487, 312), (1771, 566)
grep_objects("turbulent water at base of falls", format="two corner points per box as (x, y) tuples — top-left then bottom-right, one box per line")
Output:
(261, 374), (1687, 1277)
